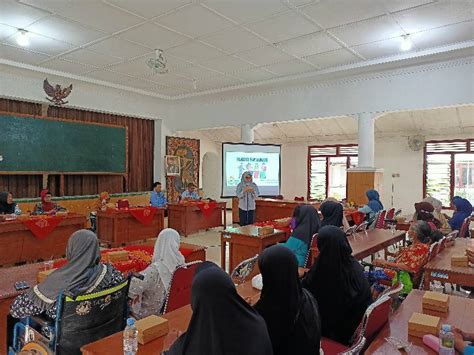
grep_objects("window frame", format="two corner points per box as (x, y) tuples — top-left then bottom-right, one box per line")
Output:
(307, 144), (358, 201)
(423, 139), (474, 208)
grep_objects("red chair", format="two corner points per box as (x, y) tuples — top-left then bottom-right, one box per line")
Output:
(459, 216), (471, 238)
(375, 210), (387, 229)
(321, 283), (402, 354)
(351, 211), (366, 226)
(304, 234), (318, 268)
(385, 208), (395, 222)
(162, 261), (202, 314)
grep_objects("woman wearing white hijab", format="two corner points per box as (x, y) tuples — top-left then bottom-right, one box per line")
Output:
(129, 228), (185, 319)
(422, 196), (450, 230)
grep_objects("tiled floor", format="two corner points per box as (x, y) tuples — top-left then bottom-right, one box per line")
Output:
(167, 210), (234, 266)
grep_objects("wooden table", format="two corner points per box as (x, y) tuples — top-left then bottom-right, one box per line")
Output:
(97, 208), (165, 247)
(220, 225), (287, 277)
(81, 281), (261, 354)
(0, 213), (86, 266)
(309, 229), (406, 265)
(423, 238), (474, 290)
(366, 290), (474, 354)
(0, 263), (42, 352)
(168, 202), (226, 237)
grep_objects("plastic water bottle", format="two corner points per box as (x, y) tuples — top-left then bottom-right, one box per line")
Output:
(439, 324), (455, 355)
(123, 318), (138, 355)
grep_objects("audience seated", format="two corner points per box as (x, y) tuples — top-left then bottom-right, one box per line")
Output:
(281, 205), (320, 267)
(302, 226), (372, 345)
(423, 196), (450, 230)
(129, 228), (185, 319)
(32, 189), (67, 215)
(413, 201), (441, 230)
(254, 245), (321, 355)
(358, 189), (384, 224)
(449, 196), (472, 232)
(165, 262), (273, 355)
(453, 328), (474, 354)
(374, 221), (443, 274)
(320, 200), (350, 230)
(0, 191), (21, 215)
(10, 230), (124, 319)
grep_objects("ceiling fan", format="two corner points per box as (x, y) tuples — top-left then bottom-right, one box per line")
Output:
(146, 49), (168, 74)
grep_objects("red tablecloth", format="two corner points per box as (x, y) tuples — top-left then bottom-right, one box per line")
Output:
(196, 201), (217, 218)
(21, 216), (64, 240)
(128, 206), (158, 225)
(52, 245), (198, 275)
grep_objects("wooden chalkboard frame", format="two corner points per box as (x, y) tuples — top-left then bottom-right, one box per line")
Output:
(0, 111), (129, 176)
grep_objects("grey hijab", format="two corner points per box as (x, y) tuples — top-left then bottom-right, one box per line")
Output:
(236, 171), (258, 194)
(28, 229), (105, 310)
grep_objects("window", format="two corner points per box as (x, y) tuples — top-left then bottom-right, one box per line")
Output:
(307, 145), (358, 200)
(424, 139), (474, 206)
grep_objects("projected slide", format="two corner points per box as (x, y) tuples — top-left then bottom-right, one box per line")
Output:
(222, 143), (281, 197)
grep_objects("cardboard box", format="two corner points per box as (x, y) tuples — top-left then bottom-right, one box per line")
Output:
(422, 291), (449, 313)
(258, 225), (274, 236)
(451, 254), (469, 267)
(408, 312), (440, 338)
(135, 315), (169, 345)
(37, 268), (57, 283)
(103, 250), (129, 263)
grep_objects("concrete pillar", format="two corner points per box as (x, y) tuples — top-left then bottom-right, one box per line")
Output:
(241, 124), (254, 144)
(357, 112), (375, 168)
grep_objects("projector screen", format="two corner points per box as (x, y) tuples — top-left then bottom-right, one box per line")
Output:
(222, 143), (281, 197)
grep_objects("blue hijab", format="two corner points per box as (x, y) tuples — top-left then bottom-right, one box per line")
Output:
(366, 189), (383, 212)
(449, 197), (472, 231)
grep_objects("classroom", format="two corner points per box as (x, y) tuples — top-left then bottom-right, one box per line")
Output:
(0, 1), (473, 354)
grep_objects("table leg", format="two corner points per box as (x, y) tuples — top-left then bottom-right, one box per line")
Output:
(223, 206), (227, 228)
(423, 270), (431, 291)
(220, 233), (225, 270)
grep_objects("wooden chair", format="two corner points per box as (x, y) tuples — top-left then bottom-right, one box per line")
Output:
(162, 261), (202, 314)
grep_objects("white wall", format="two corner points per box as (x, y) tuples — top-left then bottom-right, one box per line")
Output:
(170, 57), (474, 131)
(278, 132), (474, 215)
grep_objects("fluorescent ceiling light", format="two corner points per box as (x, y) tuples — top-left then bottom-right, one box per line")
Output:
(400, 34), (412, 51)
(16, 29), (30, 47)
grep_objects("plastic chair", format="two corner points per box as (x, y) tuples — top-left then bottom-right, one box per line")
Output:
(321, 282), (402, 355)
(375, 210), (387, 229)
(355, 221), (369, 232)
(10, 278), (130, 355)
(459, 216), (471, 238)
(162, 261), (202, 314)
(304, 234), (318, 268)
(230, 254), (259, 285)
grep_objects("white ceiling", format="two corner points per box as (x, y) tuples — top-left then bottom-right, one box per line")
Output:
(178, 105), (474, 143)
(0, 0), (473, 98)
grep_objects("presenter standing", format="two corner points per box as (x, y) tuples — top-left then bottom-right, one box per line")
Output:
(236, 172), (259, 226)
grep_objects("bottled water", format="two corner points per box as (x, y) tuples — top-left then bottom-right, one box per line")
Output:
(123, 318), (138, 355)
(439, 324), (455, 355)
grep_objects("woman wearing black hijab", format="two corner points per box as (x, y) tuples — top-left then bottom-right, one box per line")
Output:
(254, 245), (321, 355)
(166, 262), (273, 355)
(320, 200), (344, 228)
(302, 226), (372, 345)
(282, 204), (320, 266)
(0, 192), (21, 215)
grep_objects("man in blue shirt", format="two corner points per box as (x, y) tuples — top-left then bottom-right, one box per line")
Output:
(181, 183), (200, 201)
(150, 181), (167, 208)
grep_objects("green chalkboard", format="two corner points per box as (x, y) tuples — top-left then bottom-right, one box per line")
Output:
(0, 114), (126, 173)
